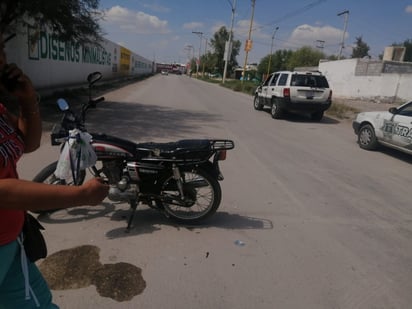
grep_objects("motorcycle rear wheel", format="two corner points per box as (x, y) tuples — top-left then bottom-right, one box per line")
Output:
(159, 168), (222, 224)
(31, 161), (86, 214)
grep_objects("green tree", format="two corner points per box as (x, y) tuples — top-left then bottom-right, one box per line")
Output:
(0, 0), (103, 43)
(257, 49), (292, 78)
(199, 51), (216, 75)
(209, 26), (241, 77)
(351, 36), (370, 58)
(287, 46), (325, 70)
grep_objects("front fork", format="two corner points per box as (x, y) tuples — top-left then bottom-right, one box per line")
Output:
(172, 164), (185, 198)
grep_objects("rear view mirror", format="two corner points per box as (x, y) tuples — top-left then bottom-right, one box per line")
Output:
(389, 107), (398, 114)
(57, 98), (69, 111)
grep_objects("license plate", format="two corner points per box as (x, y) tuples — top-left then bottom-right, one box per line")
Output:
(306, 91), (314, 99)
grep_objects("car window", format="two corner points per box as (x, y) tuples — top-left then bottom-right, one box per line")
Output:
(270, 73), (279, 86)
(262, 75), (272, 86)
(278, 74), (288, 86)
(398, 102), (412, 117)
(291, 74), (329, 88)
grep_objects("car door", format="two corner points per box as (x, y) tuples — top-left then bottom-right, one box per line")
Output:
(260, 75), (272, 105)
(388, 102), (412, 148)
(267, 73), (282, 100)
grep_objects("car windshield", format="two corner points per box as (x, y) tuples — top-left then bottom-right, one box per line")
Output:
(291, 74), (329, 88)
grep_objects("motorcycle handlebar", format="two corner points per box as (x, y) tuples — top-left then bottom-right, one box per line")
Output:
(89, 96), (105, 107)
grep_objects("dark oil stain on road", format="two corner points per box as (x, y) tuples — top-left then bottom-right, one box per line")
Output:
(38, 245), (146, 302)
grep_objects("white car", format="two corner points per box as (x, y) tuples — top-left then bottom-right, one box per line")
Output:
(254, 70), (332, 121)
(352, 101), (412, 155)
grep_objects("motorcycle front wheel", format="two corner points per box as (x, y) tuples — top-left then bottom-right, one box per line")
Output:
(158, 168), (222, 224)
(31, 161), (86, 214)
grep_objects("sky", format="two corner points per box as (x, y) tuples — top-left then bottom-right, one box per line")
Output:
(98, 0), (412, 65)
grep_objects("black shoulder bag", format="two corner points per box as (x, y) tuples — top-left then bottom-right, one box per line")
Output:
(22, 213), (48, 262)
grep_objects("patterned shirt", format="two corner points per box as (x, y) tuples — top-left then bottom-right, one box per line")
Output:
(0, 103), (25, 245)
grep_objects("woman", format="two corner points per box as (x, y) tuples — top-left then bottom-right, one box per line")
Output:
(0, 32), (109, 308)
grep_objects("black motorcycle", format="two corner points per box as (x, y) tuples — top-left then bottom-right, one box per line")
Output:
(33, 72), (235, 230)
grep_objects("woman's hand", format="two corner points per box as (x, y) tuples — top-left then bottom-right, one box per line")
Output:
(80, 178), (109, 206)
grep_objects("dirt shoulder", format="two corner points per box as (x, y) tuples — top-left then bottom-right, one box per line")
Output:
(327, 97), (402, 122)
(335, 97), (400, 112)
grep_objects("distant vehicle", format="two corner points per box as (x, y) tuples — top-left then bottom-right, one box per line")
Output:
(352, 100), (412, 155)
(209, 73), (221, 79)
(160, 70), (168, 75)
(253, 70), (332, 121)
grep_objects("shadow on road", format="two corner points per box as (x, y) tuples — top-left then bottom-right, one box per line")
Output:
(379, 147), (412, 164)
(262, 108), (340, 124)
(105, 208), (274, 239)
(36, 204), (273, 239)
(39, 98), (222, 143)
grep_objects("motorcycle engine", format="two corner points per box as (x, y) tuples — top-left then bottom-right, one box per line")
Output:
(102, 160), (139, 202)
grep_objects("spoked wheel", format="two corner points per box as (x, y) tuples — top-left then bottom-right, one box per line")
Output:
(358, 124), (378, 150)
(31, 161), (86, 214)
(159, 168), (221, 224)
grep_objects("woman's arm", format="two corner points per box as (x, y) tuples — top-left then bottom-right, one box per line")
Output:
(0, 177), (109, 211)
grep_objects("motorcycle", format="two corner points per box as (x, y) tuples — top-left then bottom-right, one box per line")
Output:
(33, 72), (234, 231)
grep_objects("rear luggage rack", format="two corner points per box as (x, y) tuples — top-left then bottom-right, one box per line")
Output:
(211, 140), (235, 150)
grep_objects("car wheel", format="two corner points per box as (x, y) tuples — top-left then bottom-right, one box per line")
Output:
(253, 95), (263, 110)
(358, 124), (379, 150)
(311, 111), (324, 121)
(271, 102), (283, 119)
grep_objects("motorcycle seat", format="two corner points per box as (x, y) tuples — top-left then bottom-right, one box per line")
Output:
(136, 139), (211, 159)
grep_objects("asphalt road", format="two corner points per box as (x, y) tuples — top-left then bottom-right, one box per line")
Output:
(18, 74), (412, 309)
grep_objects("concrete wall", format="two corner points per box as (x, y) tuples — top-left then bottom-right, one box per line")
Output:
(319, 58), (412, 102)
(4, 25), (154, 91)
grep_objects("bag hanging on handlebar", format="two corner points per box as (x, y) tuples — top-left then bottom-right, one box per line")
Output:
(54, 129), (97, 181)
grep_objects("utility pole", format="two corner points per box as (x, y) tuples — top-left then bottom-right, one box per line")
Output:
(266, 26), (279, 78)
(337, 10), (349, 60)
(202, 37), (208, 77)
(192, 31), (203, 77)
(242, 0), (256, 85)
(223, 0), (236, 84)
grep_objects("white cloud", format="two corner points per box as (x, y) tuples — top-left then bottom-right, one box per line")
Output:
(103, 6), (170, 34)
(405, 5), (412, 13)
(286, 24), (345, 51)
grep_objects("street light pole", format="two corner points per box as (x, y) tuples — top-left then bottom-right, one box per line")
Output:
(266, 26), (279, 78)
(223, 0), (236, 84)
(192, 31), (203, 77)
(337, 10), (349, 60)
(202, 37), (208, 77)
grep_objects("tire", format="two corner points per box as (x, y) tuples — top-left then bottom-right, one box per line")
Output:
(270, 100), (283, 119)
(253, 95), (263, 110)
(31, 161), (86, 214)
(311, 111), (324, 121)
(159, 168), (222, 224)
(358, 124), (379, 150)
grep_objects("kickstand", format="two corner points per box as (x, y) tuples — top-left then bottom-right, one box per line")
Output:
(126, 199), (138, 233)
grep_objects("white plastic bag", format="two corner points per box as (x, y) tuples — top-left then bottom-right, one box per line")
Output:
(54, 129), (97, 181)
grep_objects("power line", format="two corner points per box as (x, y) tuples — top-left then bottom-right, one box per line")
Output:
(254, 0), (327, 31)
